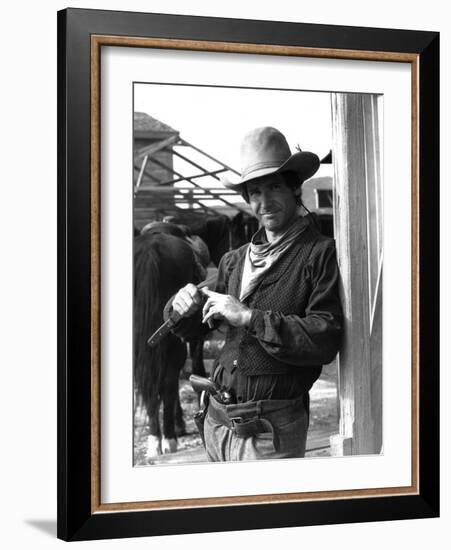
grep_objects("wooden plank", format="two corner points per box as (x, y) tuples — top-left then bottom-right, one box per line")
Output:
(370, 263), (383, 454)
(363, 95), (383, 303)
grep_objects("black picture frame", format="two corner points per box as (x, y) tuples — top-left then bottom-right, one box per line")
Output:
(57, 8), (439, 542)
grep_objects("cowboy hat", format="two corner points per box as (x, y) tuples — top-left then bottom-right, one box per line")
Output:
(221, 126), (320, 191)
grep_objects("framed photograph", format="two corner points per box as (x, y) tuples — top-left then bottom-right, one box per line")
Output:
(57, 8), (439, 541)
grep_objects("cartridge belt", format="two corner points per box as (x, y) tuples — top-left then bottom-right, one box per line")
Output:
(207, 393), (305, 446)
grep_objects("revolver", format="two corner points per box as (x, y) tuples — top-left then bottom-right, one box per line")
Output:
(189, 374), (234, 405)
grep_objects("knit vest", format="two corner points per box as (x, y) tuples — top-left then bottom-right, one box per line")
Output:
(218, 224), (327, 379)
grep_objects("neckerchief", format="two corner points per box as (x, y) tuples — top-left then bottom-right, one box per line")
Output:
(239, 216), (309, 301)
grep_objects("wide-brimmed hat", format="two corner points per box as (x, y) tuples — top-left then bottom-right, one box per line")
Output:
(221, 126), (320, 191)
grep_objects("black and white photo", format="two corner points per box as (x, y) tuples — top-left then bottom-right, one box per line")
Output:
(132, 83), (383, 465)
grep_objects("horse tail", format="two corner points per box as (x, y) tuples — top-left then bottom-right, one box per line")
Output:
(133, 234), (166, 415)
(134, 232), (203, 421)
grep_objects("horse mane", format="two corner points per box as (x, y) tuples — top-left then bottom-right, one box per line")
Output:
(141, 221), (187, 240)
(166, 213), (231, 266)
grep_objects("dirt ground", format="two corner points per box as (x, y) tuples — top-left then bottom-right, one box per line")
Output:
(134, 358), (338, 466)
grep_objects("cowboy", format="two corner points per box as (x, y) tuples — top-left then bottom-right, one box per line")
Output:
(167, 126), (343, 461)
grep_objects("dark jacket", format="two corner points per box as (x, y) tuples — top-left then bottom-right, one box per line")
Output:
(168, 221), (343, 394)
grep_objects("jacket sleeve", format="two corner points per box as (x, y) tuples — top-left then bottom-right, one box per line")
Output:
(245, 241), (343, 366)
(163, 250), (235, 341)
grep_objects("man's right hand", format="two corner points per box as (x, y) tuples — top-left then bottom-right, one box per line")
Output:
(171, 283), (204, 318)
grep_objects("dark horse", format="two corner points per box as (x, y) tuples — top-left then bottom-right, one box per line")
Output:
(161, 212), (255, 378)
(134, 231), (203, 458)
(167, 211), (244, 266)
(141, 211), (254, 268)
(141, 220), (210, 280)
(140, 217), (233, 382)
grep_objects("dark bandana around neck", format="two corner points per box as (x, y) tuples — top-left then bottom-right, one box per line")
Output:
(239, 216), (309, 301)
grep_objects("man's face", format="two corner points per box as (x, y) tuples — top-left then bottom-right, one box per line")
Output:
(246, 174), (300, 238)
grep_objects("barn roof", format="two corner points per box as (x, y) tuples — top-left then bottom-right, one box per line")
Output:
(134, 112), (178, 134)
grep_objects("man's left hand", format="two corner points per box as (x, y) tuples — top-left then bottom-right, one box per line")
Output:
(201, 288), (252, 328)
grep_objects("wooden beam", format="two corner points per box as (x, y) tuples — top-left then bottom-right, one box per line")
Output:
(330, 93), (382, 456)
(159, 169), (226, 186)
(136, 186), (238, 195)
(135, 156), (149, 193)
(171, 149), (226, 182)
(133, 161), (163, 186)
(146, 156), (248, 214)
(179, 137), (240, 176)
(134, 134), (179, 160)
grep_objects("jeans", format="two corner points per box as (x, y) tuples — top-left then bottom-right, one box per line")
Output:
(204, 394), (309, 462)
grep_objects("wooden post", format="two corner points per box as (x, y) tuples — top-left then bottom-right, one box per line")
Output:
(330, 93), (383, 456)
